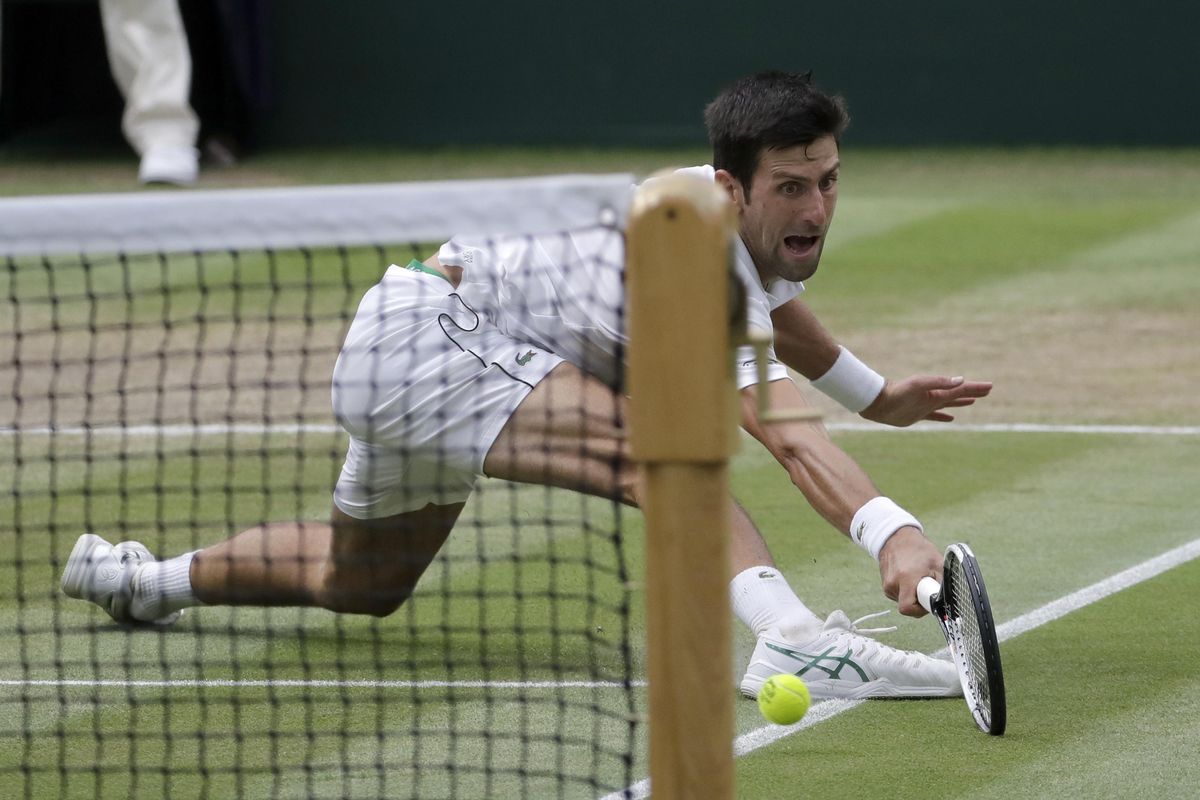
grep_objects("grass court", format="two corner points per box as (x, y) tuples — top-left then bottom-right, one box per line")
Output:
(2, 146), (1198, 797)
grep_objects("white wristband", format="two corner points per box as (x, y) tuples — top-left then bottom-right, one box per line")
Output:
(850, 497), (923, 561)
(810, 346), (886, 413)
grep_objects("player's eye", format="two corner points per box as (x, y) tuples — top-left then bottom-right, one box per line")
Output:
(819, 174), (839, 191)
(780, 182), (799, 196)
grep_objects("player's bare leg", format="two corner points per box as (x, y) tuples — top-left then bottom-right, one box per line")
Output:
(190, 502), (465, 617)
(483, 363), (772, 563)
(482, 362), (637, 503)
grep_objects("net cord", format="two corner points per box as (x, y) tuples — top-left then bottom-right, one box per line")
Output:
(0, 173), (634, 257)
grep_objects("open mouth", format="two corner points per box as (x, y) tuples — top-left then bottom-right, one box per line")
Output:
(784, 235), (820, 257)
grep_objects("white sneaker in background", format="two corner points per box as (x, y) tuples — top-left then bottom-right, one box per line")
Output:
(740, 609), (961, 700)
(138, 145), (199, 186)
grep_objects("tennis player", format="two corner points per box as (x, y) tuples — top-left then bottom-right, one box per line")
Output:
(62, 71), (991, 701)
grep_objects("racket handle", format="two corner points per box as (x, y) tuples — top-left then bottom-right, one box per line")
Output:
(917, 576), (941, 613)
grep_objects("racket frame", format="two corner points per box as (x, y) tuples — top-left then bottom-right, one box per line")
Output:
(917, 543), (1006, 735)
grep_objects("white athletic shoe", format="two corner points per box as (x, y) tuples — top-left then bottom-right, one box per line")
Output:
(740, 609), (961, 700)
(60, 534), (182, 626)
(138, 145), (199, 186)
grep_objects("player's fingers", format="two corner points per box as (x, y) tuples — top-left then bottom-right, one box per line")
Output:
(948, 380), (993, 398)
(897, 592), (927, 618)
(932, 383), (991, 402)
(928, 388), (989, 412)
(924, 411), (955, 422)
(910, 374), (963, 392)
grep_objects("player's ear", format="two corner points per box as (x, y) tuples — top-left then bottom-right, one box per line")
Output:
(713, 169), (745, 207)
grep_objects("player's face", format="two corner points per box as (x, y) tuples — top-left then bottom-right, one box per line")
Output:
(719, 136), (840, 284)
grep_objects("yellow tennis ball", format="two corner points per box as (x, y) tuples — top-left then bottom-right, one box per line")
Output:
(757, 673), (811, 725)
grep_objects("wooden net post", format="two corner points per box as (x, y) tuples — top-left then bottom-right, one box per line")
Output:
(627, 173), (739, 799)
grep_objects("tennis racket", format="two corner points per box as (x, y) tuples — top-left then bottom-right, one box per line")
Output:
(917, 543), (1006, 735)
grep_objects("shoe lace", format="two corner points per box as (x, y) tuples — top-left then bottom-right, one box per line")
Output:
(846, 610), (898, 636)
(836, 611), (932, 669)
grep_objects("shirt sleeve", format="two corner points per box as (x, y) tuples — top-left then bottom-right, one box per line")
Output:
(437, 237), (486, 268)
(733, 275), (791, 391)
(734, 343), (790, 391)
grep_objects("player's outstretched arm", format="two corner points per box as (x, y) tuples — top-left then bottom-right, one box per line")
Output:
(767, 297), (842, 380)
(740, 377), (941, 615)
(860, 374), (993, 427)
(739, 377), (872, 532)
(769, 297), (992, 427)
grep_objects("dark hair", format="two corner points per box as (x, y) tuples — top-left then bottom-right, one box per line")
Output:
(704, 71), (849, 194)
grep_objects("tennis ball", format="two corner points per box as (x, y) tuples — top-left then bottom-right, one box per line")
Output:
(757, 673), (811, 725)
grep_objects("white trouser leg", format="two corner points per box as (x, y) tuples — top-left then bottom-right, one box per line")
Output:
(99, 0), (198, 155)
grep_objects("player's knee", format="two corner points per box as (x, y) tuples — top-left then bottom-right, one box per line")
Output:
(317, 565), (412, 617)
(591, 436), (639, 506)
(616, 460), (640, 507)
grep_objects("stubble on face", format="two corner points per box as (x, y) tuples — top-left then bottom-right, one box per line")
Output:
(731, 136), (840, 285)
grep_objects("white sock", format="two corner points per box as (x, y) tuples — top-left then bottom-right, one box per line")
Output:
(131, 551), (201, 621)
(730, 566), (824, 640)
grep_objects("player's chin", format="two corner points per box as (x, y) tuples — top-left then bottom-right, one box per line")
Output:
(776, 247), (821, 281)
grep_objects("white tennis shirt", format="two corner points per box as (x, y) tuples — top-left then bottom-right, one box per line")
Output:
(437, 165), (803, 391)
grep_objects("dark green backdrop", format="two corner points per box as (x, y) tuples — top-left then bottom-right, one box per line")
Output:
(3, 0), (1198, 148)
(263, 1), (1199, 147)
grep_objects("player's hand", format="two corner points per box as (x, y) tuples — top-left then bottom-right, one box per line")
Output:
(878, 527), (943, 617)
(860, 375), (992, 427)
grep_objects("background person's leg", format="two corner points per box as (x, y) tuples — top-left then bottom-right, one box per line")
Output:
(99, 0), (199, 183)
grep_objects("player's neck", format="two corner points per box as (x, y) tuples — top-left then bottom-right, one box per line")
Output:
(442, 264), (463, 288)
(424, 257), (463, 288)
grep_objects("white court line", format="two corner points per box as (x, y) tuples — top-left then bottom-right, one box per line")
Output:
(0, 423), (343, 437)
(1, 421), (1197, 438)
(604, 535), (1200, 800)
(828, 421), (1200, 436)
(3, 678), (645, 691)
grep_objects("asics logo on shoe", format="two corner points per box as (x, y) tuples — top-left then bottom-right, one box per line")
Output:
(765, 641), (870, 682)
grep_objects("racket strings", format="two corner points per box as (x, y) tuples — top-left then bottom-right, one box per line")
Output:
(946, 558), (993, 721)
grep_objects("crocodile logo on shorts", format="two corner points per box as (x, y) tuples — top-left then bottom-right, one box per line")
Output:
(516, 350), (536, 366)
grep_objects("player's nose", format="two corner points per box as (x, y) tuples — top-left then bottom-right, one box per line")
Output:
(796, 187), (828, 229)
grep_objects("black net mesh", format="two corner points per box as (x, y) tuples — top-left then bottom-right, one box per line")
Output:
(2, 180), (640, 798)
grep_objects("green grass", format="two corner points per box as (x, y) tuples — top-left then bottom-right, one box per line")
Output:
(817, 200), (1185, 325)
(3, 147), (1200, 797)
(738, 559), (1200, 799)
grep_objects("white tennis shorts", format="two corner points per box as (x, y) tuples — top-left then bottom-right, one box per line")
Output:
(331, 263), (563, 518)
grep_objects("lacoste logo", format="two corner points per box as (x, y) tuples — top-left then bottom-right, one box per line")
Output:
(758, 570), (776, 579)
(853, 521), (867, 543)
(516, 350), (536, 366)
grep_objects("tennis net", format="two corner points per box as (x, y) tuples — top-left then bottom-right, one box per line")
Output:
(0, 174), (643, 799)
